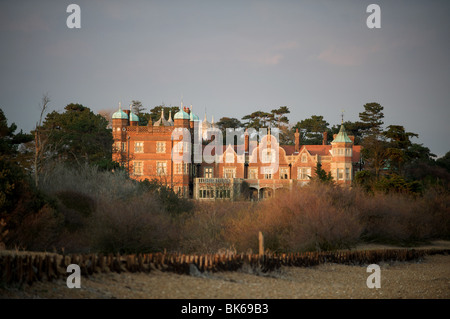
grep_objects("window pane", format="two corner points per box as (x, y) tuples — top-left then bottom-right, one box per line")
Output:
(156, 142), (166, 153)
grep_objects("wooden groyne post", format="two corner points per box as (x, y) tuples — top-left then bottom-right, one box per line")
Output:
(259, 231), (264, 257)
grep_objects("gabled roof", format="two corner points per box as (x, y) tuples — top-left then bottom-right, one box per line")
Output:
(303, 145), (332, 156)
(280, 145), (296, 155)
(282, 144), (361, 162)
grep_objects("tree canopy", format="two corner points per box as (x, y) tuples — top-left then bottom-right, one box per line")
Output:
(0, 109), (32, 157)
(242, 106), (290, 130)
(131, 100), (148, 126)
(38, 103), (113, 168)
(293, 115), (329, 145)
(359, 102), (384, 137)
(148, 105), (180, 124)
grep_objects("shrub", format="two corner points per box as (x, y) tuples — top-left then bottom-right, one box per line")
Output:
(255, 183), (362, 252)
(89, 195), (177, 254)
(355, 187), (449, 245)
(6, 160), (449, 254)
(138, 179), (194, 217)
(12, 204), (65, 251)
(179, 201), (252, 253)
(55, 191), (96, 233)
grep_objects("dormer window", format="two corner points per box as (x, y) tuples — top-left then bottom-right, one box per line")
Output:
(301, 154), (307, 163)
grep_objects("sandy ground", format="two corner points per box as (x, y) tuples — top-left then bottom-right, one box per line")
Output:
(1, 241), (450, 299)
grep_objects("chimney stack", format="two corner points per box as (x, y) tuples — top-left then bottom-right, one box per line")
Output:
(322, 131), (327, 145)
(244, 129), (249, 154)
(294, 128), (300, 153)
(124, 109), (131, 125)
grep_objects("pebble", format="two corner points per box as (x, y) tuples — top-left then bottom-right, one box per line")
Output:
(1, 255), (449, 299)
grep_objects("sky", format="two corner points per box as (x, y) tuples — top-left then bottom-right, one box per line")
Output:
(1, 0), (449, 157)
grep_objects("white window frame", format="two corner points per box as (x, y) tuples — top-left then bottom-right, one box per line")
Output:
(249, 168), (258, 179)
(156, 161), (167, 176)
(133, 161), (143, 176)
(156, 141), (166, 153)
(301, 154), (307, 163)
(280, 167), (289, 179)
(176, 163), (189, 175)
(298, 167), (311, 180)
(174, 141), (187, 154)
(345, 148), (352, 156)
(224, 167), (236, 179)
(264, 167), (273, 180)
(204, 167), (213, 178)
(134, 141), (144, 153)
(337, 168), (344, 180)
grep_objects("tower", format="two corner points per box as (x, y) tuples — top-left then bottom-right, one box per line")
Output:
(112, 102), (129, 165)
(331, 121), (353, 185)
(174, 102), (190, 128)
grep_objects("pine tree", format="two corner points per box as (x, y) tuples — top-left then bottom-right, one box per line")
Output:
(313, 162), (333, 184)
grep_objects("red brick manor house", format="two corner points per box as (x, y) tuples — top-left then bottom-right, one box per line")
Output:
(112, 103), (362, 200)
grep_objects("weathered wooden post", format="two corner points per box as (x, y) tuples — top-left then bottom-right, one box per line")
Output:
(258, 231), (264, 257)
(258, 231), (265, 269)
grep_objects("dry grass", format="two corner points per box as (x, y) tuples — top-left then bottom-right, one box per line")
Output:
(5, 164), (449, 255)
(177, 182), (449, 253)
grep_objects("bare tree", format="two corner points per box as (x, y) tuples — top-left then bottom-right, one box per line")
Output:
(98, 109), (114, 129)
(34, 94), (51, 188)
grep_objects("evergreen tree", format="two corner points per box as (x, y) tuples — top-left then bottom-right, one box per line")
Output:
(293, 115), (329, 145)
(312, 162), (333, 184)
(38, 103), (113, 168)
(359, 102), (387, 178)
(131, 100), (148, 126)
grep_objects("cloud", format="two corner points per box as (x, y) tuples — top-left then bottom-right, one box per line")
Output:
(316, 45), (380, 66)
(274, 41), (299, 51)
(240, 41), (298, 66)
(254, 53), (284, 66)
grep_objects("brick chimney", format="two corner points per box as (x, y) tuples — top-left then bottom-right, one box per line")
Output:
(322, 131), (327, 145)
(294, 128), (300, 153)
(244, 129), (249, 154)
(124, 109), (131, 125)
(349, 135), (355, 143)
